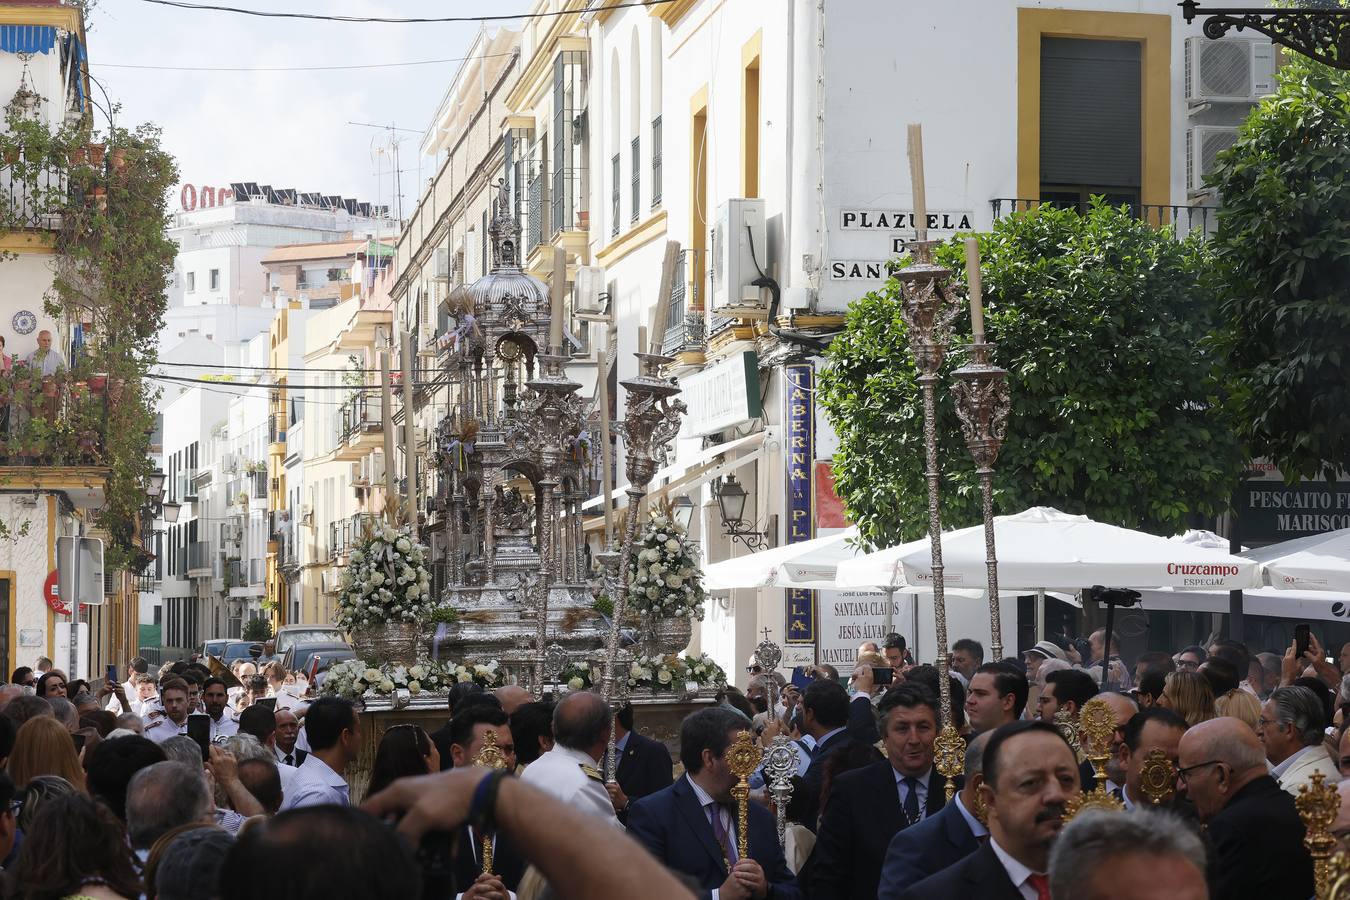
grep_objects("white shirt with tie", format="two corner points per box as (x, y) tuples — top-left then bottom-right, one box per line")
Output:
(279, 754), (350, 810)
(990, 836), (1048, 900)
(274, 744), (303, 767)
(687, 774), (739, 900)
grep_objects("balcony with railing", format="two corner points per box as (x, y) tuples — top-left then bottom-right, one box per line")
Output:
(0, 370), (110, 467)
(651, 116), (662, 210)
(990, 199), (1219, 241)
(249, 470), (268, 501)
(334, 392), (383, 461)
(0, 160), (67, 231)
(549, 49), (589, 245)
(661, 249), (708, 358)
(187, 541), (212, 578)
(328, 512), (377, 563)
(226, 556), (265, 597)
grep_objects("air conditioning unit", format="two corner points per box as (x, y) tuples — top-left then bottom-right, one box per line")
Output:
(1187, 125), (1241, 195)
(709, 198), (769, 318)
(350, 462), (365, 484)
(574, 265), (608, 317)
(1185, 37), (1275, 105)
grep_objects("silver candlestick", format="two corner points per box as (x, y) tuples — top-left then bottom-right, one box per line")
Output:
(896, 237), (966, 802)
(764, 737), (800, 849)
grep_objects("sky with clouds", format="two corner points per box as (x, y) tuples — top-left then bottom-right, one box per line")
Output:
(88, 0), (530, 216)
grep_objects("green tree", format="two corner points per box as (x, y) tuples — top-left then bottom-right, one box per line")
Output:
(818, 201), (1243, 547)
(242, 617), (273, 642)
(1208, 55), (1350, 481)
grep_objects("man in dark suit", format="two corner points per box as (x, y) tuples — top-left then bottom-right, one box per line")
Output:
(439, 703), (526, 898)
(627, 707), (800, 900)
(877, 731), (990, 899)
(795, 676), (880, 829)
(607, 701), (674, 821)
(1177, 716), (1314, 900)
(807, 684), (949, 900)
(898, 721), (1080, 900)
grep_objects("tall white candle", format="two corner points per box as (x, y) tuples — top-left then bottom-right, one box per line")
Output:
(550, 247), (566, 353)
(907, 123), (927, 238)
(965, 238), (985, 341)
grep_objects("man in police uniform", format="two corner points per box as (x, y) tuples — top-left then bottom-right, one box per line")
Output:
(520, 690), (620, 827)
(144, 677), (193, 744)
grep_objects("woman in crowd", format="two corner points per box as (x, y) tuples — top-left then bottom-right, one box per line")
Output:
(9, 716), (86, 790)
(365, 724), (440, 801)
(17, 776), (76, 834)
(1215, 687), (1261, 730)
(1157, 671), (1217, 728)
(12, 791), (141, 899)
(9, 667), (34, 688)
(35, 671), (67, 699)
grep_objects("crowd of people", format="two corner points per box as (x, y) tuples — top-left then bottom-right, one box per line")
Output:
(0, 627), (1339, 898)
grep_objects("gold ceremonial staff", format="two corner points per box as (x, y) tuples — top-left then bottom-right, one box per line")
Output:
(473, 730), (510, 874)
(726, 731), (762, 863)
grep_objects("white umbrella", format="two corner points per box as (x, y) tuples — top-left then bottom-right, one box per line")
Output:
(1243, 527), (1350, 592)
(703, 527), (866, 591)
(840, 506), (1262, 591)
(1139, 586), (1350, 624)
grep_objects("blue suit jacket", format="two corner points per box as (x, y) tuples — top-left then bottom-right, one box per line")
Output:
(876, 796), (979, 900)
(627, 776), (801, 900)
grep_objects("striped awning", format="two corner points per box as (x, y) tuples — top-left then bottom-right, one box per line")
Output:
(0, 25), (57, 54)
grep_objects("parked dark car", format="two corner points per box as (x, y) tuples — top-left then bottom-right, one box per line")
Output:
(281, 640), (356, 676)
(221, 641), (264, 664)
(198, 638), (230, 661)
(274, 624), (346, 658)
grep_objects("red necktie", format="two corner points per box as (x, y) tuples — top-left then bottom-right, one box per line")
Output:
(1027, 873), (1051, 900)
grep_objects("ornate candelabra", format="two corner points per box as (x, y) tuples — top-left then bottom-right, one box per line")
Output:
(600, 349), (686, 779)
(952, 240), (1011, 662)
(753, 636), (799, 848)
(1298, 772), (1341, 900)
(1063, 697), (1123, 819)
(896, 233), (966, 801)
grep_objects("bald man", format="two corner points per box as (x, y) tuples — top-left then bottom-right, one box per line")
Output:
(493, 684), (532, 716)
(519, 691), (619, 827)
(1178, 717), (1312, 900)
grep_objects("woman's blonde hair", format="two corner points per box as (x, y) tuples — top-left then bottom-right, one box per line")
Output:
(9, 714), (86, 790)
(1215, 687), (1261, 730)
(1162, 671), (1217, 728)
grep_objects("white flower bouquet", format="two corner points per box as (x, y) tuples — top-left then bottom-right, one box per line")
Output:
(625, 512), (706, 620)
(559, 652), (726, 694)
(320, 658), (453, 700)
(334, 524), (434, 630)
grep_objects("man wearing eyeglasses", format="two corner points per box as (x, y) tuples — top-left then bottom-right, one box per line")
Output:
(1176, 717), (1313, 900)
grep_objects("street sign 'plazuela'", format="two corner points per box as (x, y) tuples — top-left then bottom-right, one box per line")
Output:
(829, 208), (974, 281)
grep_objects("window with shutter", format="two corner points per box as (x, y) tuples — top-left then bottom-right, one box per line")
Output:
(1040, 37), (1142, 210)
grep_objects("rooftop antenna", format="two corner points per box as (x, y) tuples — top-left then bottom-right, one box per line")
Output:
(349, 121), (419, 222)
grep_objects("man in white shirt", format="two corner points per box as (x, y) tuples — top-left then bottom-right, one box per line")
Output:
(895, 721), (1079, 900)
(144, 677), (192, 744)
(519, 690), (619, 827)
(203, 677), (239, 741)
(280, 696), (359, 810)
(24, 330), (66, 376)
(105, 657), (148, 714)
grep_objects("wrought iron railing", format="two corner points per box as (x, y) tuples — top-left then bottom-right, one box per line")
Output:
(651, 116), (662, 209)
(990, 199), (1220, 240)
(527, 171), (545, 253)
(631, 136), (640, 223)
(0, 161), (66, 230)
(0, 371), (109, 466)
(187, 541), (212, 575)
(610, 153), (620, 237)
(335, 393), (382, 445)
(329, 512), (377, 561)
(661, 249), (708, 356)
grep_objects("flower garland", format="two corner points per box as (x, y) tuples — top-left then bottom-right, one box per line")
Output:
(335, 524), (433, 630)
(320, 658), (501, 701)
(626, 512), (706, 620)
(560, 652), (726, 694)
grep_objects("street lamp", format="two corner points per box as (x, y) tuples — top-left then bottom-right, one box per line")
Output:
(161, 500), (182, 524)
(715, 475), (774, 551)
(670, 494), (695, 533)
(146, 470), (166, 499)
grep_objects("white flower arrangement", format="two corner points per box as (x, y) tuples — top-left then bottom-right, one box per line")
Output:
(626, 512), (706, 620)
(335, 524), (434, 630)
(320, 657), (501, 700)
(559, 652), (726, 694)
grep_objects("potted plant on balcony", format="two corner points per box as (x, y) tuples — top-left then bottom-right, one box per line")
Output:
(88, 143), (105, 166)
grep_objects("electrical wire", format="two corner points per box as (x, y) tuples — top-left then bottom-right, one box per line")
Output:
(136, 0), (670, 24)
(97, 51), (518, 73)
(155, 359), (383, 374)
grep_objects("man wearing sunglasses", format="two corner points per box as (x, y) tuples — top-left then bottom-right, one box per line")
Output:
(1177, 717), (1313, 900)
